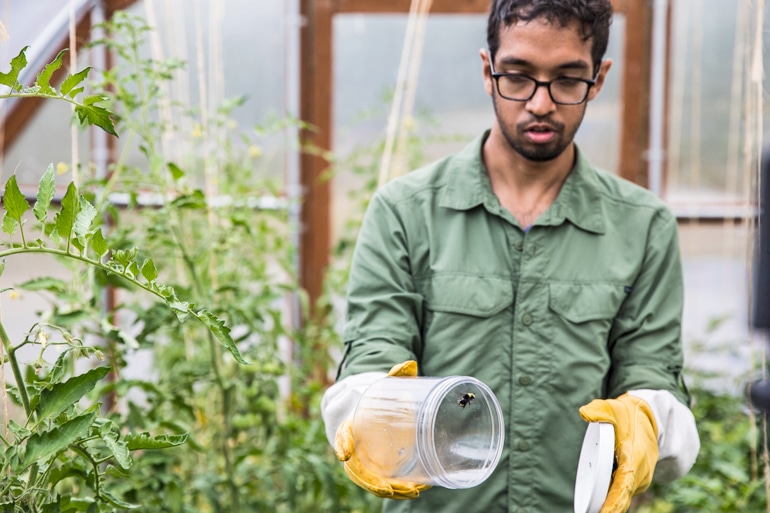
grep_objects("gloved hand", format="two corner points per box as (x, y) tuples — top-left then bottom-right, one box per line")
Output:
(334, 360), (431, 499)
(579, 393), (659, 513)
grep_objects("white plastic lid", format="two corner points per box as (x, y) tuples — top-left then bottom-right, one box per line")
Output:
(574, 422), (615, 513)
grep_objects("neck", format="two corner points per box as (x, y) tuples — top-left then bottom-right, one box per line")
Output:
(482, 126), (575, 228)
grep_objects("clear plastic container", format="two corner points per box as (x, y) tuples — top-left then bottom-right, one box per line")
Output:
(351, 375), (505, 489)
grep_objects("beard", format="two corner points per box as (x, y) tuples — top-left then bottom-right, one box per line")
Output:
(492, 95), (585, 162)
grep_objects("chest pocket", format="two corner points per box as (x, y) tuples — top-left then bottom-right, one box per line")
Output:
(548, 282), (625, 323)
(419, 274), (514, 375)
(422, 274), (513, 317)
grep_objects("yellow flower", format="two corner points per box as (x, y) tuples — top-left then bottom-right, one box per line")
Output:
(56, 162), (70, 175)
(9, 289), (20, 300)
(248, 145), (263, 158)
(192, 123), (204, 138)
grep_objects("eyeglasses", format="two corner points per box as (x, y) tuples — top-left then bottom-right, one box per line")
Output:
(489, 55), (596, 106)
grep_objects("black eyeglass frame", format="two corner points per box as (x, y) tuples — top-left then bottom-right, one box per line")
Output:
(488, 53), (598, 106)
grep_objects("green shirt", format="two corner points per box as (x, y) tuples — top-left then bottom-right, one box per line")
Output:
(338, 131), (688, 513)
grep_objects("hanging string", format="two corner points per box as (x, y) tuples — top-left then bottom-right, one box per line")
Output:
(390, 0), (433, 181)
(378, 0), (432, 188)
(687, 0), (703, 226)
(666, 0), (688, 202)
(69, 0), (79, 186)
(0, 0), (9, 182)
(144, 0), (177, 180)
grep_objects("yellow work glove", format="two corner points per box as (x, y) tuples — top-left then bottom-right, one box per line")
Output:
(579, 393), (659, 513)
(334, 360), (431, 500)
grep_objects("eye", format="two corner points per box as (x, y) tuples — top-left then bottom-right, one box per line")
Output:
(554, 77), (584, 88)
(502, 74), (532, 85)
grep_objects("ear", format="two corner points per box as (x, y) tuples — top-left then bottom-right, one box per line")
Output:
(587, 59), (613, 102)
(480, 48), (494, 97)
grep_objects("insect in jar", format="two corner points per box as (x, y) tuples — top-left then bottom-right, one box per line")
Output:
(457, 392), (476, 409)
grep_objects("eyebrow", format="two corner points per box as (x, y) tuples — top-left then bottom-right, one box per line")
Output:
(496, 56), (591, 73)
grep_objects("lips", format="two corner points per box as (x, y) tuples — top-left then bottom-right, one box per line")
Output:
(524, 123), (558, 143)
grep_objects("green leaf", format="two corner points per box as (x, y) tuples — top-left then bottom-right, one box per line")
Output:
(192, 309), (247, 364)
(17, 411), (96, 472)
(125, 432), (188, 451)
(35, 49), (66, 95)
(74, 196), (97, 239)
(54, 182), (80, 242)
(33, 164), (56, 222)
(112, 248), (137, 268)
(102, 431), (132, 469)
(167, 298), (191, 322)
(68, 86), (85, 98)
(60, 67), (91, 97)
(170, 189), (206, 209)
(141, 259), (158, 282)
(167, 162), (185, 181)
(2, 175), (30, 235)
(0, 46), (28, 89)
(75, 102), (118, 137)
(17, 276), (69, 294)
(100, 491), (140, 510)
(0, 259), (4, 278)
(35, 366), (110, 423)
(91, 229), (108, 259)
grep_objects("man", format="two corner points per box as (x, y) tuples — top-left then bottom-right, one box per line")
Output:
(322, 1), (700, 511)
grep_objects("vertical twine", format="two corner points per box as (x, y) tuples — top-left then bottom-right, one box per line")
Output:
(391, 0), (433, 180)
(144, 0), (176, 176)
(69, 0), (79, 186)
(378, 0), (422, 188)
(193, 0), (220, 294)
(687, 0), (702, 218)
(0, 1), (8, 183)
(666, 0), (688, 200)
(0, 304), (8, 456)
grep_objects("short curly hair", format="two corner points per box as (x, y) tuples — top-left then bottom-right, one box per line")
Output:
(487, 0), (613, 73)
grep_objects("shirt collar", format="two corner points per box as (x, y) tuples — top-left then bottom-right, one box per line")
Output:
(440, 131), (606, 235)
(547, 148), (607, 234)
(438, 131), (492, 211)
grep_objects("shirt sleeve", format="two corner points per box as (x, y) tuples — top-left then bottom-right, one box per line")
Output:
(607, 209), (690, 404)
(628, 389), (701, 483)
(335, 189), (423, 379)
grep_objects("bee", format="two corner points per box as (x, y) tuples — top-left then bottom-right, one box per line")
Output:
(457, 392), (476, 409)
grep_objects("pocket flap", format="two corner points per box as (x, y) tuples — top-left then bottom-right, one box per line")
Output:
(548, 282), (624, 323)
(422, 274), (513, 317)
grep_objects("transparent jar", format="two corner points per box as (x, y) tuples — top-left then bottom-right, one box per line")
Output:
(351, 375), (504, 489)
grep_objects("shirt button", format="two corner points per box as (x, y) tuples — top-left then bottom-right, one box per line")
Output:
(513, 240), (523, 251)
(519, 375), (532, 386)
(518, 440), (530, 451)
(522, 313), (533, 326)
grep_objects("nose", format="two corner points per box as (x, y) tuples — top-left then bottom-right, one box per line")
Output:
(526, 83), (556, 116)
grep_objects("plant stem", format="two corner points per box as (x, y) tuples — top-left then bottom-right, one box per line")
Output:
(0, 247), (162, 304)
(0, 320), (31, 418)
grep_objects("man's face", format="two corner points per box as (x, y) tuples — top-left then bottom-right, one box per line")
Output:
(482, 19), (612, 162)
